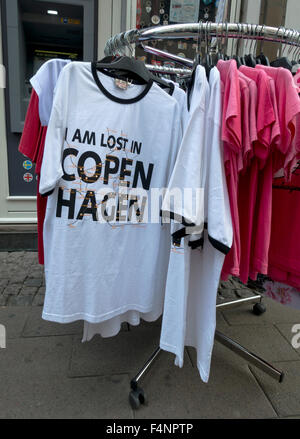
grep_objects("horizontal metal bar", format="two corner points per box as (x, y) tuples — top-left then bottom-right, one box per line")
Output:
(215, 330), (284, 382)
(142, 44), (193, 67)
(216, 295), (262, 309)
(105, 22), (300, 55)
(146, 64), (192, 75)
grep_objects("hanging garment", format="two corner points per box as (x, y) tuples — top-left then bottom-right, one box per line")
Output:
(249, 74), (281, 280)
(39, 61), (182, 324)
(217, 60), (242, 280)
(237, 66), (276, 284)
(160, 66), (232, 382)
(82, 78), (189, 341)
(18, 58), (71, 264)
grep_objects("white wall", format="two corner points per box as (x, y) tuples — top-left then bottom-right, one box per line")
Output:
(285, 0), (300, 30)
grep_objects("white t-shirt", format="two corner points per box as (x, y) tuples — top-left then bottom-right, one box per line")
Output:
(160, 66), (233, 382)
(39, 61), (182, 324)
(30, 58), (71, 126)
(82, 79), (188, 340)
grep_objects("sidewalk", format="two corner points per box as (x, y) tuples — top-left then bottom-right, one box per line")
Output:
(1, 251), (300, 418)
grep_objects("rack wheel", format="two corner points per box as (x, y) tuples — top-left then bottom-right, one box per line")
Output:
(253, 302), (266, 315)
(129, 387), (146, 410)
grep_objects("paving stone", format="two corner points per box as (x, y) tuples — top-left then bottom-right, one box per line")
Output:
(235, 288), (255, 298)
(0, 279), (9, 289)
(210, 325), (299, 363)
(0, 296), (8, 306)
(7, 296), (33, 306)
(0, 307), (31, 338)
(250, 361), (300, 417)
(19, 287), (38, 296)
(134, 343), (276, 419)
(37, 286), (45, 295)
(3, 285), (22, 296)
(32, 294), (45, 306)
(222, 297), (300, 326)
(28, 270), (44, 279)
(9, 274), (28, 285)
(0, 335), (73, 379)
(24, 278), (42, 287)
(22, 307), (83, 337)
(275, 324), (300, 358)
(69, 326), (162, 377)
(218, 288), (237, 299)
(0, 374), (132, 419)
(7, 251), (25, 260)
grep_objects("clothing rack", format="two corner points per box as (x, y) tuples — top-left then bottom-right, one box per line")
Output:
(104, 22), (300, 410)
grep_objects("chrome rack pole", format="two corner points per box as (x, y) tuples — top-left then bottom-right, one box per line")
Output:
(130, 347), (162, 390)
(215, 330), (284, 382)
(105, 22), (300, 56)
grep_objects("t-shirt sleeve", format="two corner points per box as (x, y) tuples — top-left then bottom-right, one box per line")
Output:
(18, 89), (41, 162)
(39, 79), (66, 196)
(161, 103), (206, 241)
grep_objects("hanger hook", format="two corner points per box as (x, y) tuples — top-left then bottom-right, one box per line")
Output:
(260, 24), (266, 54)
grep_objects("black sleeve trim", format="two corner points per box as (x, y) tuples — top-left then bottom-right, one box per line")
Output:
(208, 234), (231, 255)
(188, 236), (204, 249)
(41, 189), (54, 197)
(172, 227), (188, 246)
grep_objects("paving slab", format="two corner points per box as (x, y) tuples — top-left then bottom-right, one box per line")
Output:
(274, 323), (300, 358)
(134, 343), (276, 419)
(0, 306), (31, 338)
(22, 307), (83, 337)
(69, 326), (166, 377)
(0, 374), (132, 419)
(211, 324), (299, 363)
(221, 297), (300, 326)
(249, 361), (300, 418)
(0, 335), (73, 378)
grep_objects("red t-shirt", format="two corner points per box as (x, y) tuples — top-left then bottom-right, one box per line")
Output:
(19, 89), (47, 265)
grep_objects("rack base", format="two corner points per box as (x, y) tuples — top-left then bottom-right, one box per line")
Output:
(128, 295), (284, 410)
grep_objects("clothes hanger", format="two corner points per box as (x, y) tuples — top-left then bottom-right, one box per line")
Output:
(256, 24), (270, 66)
(271, 26), (293, 70)
(244, 24), (256, 67)
(97, 32), (172, 92)
(201, 21), (213, 78)
(239, 23), (247, 66)
(232, 22), (242, 67)
(187, 20), (203, 110)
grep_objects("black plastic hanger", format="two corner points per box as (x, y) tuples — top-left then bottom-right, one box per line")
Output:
(96, 55), (172, 91)
(270, 26), (293, 70)
(95, 56), (152, 84)
(233, 55), (242, 68)
(270, 57), (292, 70)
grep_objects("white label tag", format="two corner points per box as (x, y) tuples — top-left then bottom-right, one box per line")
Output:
(115, 78), (128, 90)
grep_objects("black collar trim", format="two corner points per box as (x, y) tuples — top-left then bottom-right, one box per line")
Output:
(91, 62), (153, 104)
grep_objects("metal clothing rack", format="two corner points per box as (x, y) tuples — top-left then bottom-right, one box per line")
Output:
(104, 22), (300, 410)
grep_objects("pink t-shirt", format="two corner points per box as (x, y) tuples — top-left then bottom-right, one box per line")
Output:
(256, 65), (300, 178)
(238, 71), (257, 168)
(249, 77), (281, 280)
(217, 60), (242, 279)
(237, 66), (275, 284)
(237, 75), (250, 172)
